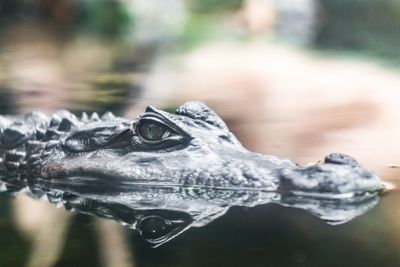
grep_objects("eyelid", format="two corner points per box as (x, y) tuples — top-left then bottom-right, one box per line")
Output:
(136, 114), (187, 144)
(139, 116), (169, 128)
(138, 113), (188, 135)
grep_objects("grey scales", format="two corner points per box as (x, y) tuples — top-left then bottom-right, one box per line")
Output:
(0, 101), (383, 246)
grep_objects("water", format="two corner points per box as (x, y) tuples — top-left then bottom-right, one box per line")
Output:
(1, 192), (400, 267)
(2, 2), (400, 267)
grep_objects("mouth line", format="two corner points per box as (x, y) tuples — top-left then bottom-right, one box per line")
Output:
(284, 189), (381, 200)
(47, 177), (277, 192)
(38, 164), (384, 199)
(35, 174), (382, 201)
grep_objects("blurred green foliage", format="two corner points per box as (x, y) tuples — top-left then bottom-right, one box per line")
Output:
(188, 0), (243, 13)
(179, 15), (220, 50)
(0, 0), (133, 38)
(179, 14), (245, 51)
(316, 0), (400, 61)
(81, 0), (132, 37)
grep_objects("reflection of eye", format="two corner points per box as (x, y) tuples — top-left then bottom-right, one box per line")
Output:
(138, 121), (170, 142)
(136, 210), (194, 247)
(139, 215), (168, 239)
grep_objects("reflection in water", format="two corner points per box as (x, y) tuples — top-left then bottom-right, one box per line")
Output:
(0, 102), (383, 247)
(1, 1), (400, 267)
(12, 196), (71, 267)
(36, 189), (380, 246)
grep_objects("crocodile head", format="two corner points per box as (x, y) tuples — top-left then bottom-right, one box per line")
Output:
(38, 101), (292, 195)
(22, 101), (383, 245)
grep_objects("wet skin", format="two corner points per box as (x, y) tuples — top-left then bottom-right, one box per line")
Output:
(0, 101), (383, 246)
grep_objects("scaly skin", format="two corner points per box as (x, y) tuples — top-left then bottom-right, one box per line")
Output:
(0, 101), (383, 246)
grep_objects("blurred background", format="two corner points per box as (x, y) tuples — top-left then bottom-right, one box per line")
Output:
(1, 0), (400, 267)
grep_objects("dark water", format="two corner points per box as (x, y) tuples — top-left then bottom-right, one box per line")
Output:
(1, 190), (400, 267)
(2, 2), (400, 266)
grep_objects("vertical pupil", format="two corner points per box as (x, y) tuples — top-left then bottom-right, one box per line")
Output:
(140, 122), (166, 141)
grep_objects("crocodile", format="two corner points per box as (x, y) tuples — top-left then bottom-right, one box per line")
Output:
(0, 101), (383, 246)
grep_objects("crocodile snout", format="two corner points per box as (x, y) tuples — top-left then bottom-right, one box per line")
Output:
(279, 153), (383, 196)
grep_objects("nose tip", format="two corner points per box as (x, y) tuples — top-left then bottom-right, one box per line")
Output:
(324, 153), (359, 167)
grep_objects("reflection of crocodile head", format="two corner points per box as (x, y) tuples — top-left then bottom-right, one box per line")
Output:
(0, 101), (383, 246)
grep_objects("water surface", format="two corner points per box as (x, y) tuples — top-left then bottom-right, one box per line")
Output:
(1, 5), (400, 266)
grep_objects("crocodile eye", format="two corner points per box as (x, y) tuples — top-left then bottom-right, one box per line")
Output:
(136, 115), (190, 148)
(138, 121), (170, 142)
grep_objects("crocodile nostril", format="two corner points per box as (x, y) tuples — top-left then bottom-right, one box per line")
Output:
(324, 153), (359, 167)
